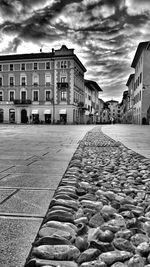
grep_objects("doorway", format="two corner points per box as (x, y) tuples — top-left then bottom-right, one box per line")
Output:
(21, 109), (28, 123)
(0, 109), (3, 123)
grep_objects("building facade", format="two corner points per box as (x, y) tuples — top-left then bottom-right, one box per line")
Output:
(84, 79), (102, 124)
(131, 41), (150, 124)
(125, 74), (134, 124)
(105, 100), (120, 123)
(0, 45), (87, 124)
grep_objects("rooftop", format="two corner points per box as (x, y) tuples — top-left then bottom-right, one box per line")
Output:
(126, 73), (135, 86)
(84, 79), (102, 92)
(131, 41), (150, 68)
(0, 45), (86, 72)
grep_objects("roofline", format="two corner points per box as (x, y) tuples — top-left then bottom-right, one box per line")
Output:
(131, 41), (150, 68)
(126, 73), (135, 86)
(0, 52), (86, 72)
(84, 79), (102, 92)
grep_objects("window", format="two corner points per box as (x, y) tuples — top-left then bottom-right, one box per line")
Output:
(0, 91), (3, 101)
(140, 72), (142, 83)
(61, 76), (66, 83)
(33, 73), (39, 86)
(45, 90), (51, 101)
(46, 62), (50, 70)
(0, 77), (2, 86)
(45, 73), (51, 86)
(21, 63), (25, 71)
(33, 63), (38, 70)
(88, 95), (91, 100)
(21, 91), (27, 101)
(10, 64), (13, 71)
(61, 61), (67, 68)
(33, 90), (39, 101)
(0, 65), (2, 71)
(10, 76), (14, 86)
(21, 75), (26, 86)
(9, 91), (14, 101)
(61, 90), (67, 101)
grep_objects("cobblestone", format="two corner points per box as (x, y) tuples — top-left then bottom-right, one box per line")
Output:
(25, 127), (150, 267)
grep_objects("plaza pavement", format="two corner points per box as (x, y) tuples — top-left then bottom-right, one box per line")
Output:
(0, 124), (94, 267)
(102, 124), (150, 159)
(0, 124), (150, 266)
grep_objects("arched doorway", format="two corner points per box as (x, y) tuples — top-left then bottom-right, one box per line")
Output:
(0, 109), (3, 123)
(21, 109), (28, 123)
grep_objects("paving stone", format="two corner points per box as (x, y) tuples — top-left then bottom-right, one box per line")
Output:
(32, 244), (80, 260)
(99, 251), (133, 265)
(77, 248), (100, 264)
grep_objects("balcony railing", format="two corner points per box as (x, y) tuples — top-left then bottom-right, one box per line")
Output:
(57, 82), (68, 89)
(13, 99), (32, 105)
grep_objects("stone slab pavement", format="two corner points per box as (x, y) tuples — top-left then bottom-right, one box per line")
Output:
(102, 124), (150, 159)
(0, 124), (95, 267)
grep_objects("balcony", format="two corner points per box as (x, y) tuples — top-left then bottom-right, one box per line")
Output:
(13, 99), (32, 105)
(57, 82), (68, 89)
(77, 102), (86, 111)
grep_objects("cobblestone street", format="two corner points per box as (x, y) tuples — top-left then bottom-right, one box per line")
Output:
(25, 125), (150, 267)
(0, 124), (150, 267)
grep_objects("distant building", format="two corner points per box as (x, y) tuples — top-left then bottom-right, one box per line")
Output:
(84, 79), (102, 124)
(131, 41), (150, 124)
(120, 91), (128, 123)
(101, 102), (110, 124)
(126, 74), (134, 123)
(105, 100), (120, 123)
(99, 98), (105, 123)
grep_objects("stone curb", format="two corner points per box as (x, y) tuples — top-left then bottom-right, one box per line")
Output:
(24, 126), (150, 267)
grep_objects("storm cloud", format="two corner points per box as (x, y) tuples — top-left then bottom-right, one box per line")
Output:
(0, 0), (150, 101)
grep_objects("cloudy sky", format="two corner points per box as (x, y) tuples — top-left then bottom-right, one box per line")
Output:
(0, 0), (150, 101)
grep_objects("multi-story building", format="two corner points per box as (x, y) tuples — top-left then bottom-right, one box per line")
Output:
(84, 79), (102, 124)
(99, 98), (105, 123)
(126, 74), (134, 123)
(120, 91), (129, 123)
(131, 41), (150, 124)
(105, 100), (120, 123)
(0, 45), (87, 124)
(101, 104), (110, 124)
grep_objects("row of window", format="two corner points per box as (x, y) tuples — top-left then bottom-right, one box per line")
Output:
(0, 90), (52, 102)
(0, 90), (68, 102)
(134, 72), (142, 90)
(0, 62), (51, 72)
(0, 73), (68, 87)
(0, 60), (69, 72)
(0, 73), (52, 87)
(134, 90), (141, 104)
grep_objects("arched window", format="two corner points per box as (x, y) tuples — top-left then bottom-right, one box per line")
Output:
(20, 73), (27, 86)
(32, 73), (39, 86)
(45, 73), (51, 86)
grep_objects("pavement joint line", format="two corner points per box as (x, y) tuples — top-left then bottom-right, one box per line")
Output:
(56, 149), (61, 152)
(0, 173), (11, 181)
(0, 188), (20, 205)
(25, 155), (36, 161)
(0, 213), (44, 219)
(42, 152), (49, 156)
(0, 187), (56, 190)
(0, 165), (15, 173)
(26, 159), (38, 166)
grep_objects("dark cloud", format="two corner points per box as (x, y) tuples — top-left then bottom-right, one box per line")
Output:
(0, 0), (150, 100)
